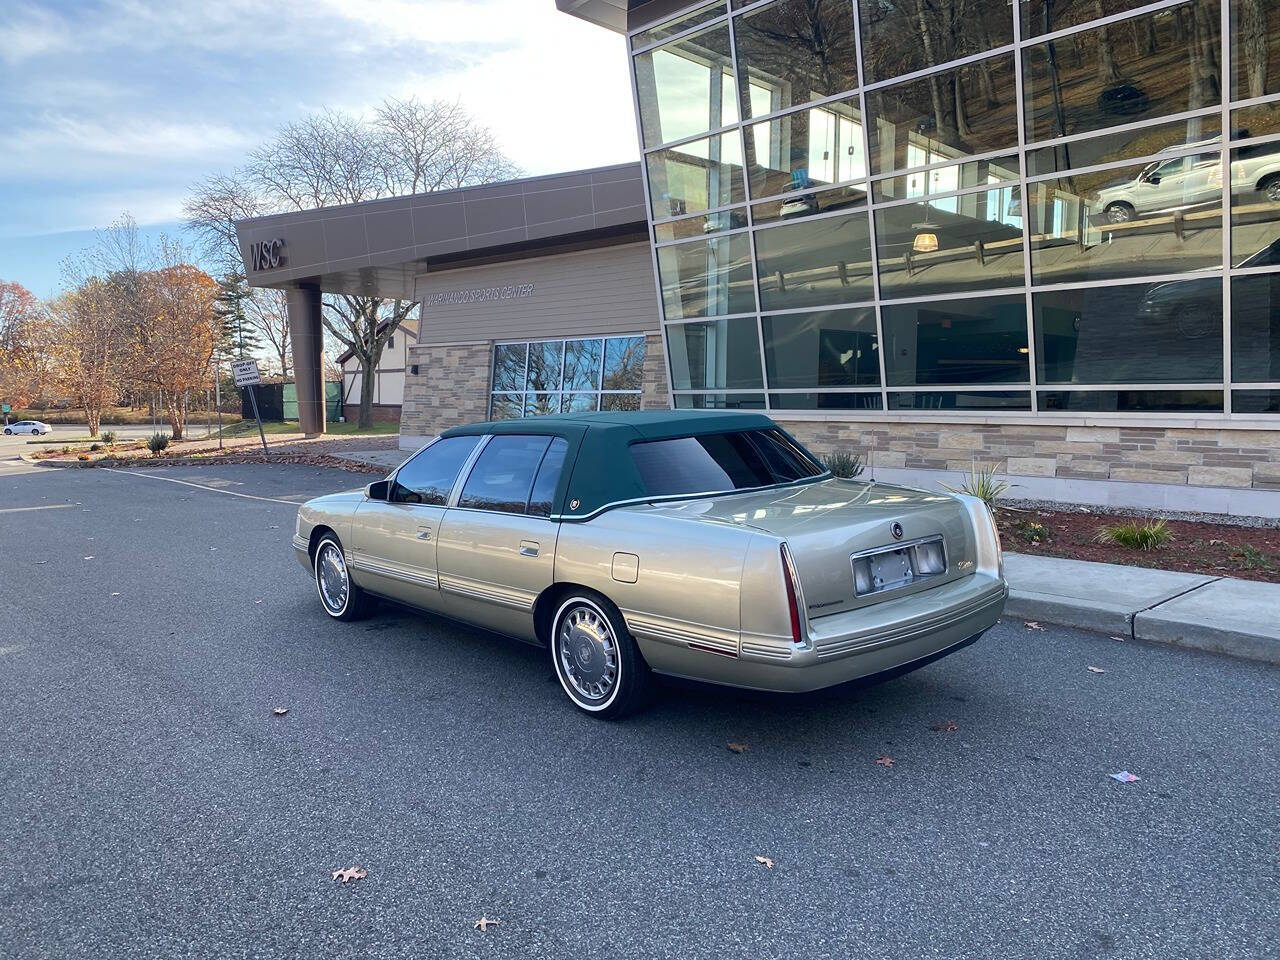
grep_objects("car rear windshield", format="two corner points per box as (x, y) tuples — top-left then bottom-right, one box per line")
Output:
(630, 429), (826, 497)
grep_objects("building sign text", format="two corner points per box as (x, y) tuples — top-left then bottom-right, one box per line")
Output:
(427, 283), (535, 307)
(249, 238), (287, 272)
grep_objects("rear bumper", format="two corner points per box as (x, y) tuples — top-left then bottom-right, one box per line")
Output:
(638, 574), (1007, 694)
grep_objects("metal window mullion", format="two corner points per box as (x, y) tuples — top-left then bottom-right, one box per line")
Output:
(869, 145), (1022, 184)
(1026, 104), (1222, 155)
(849, 0), (891, 416)
(1023, 140), (1228, 187)
(1022, 0), (1192, 48)
(1229, 91), (1280, 111)
(735, 85), (863, 129)
(879, 285), (1028, 306)
(627, 7), (731, 57)
(654, 224), (752, 249)
(724, 8), (770, 407)
(750, 202), (869, 234)
(1029, 268), (1222, 293)
(871, 179), (1017, 212)
(1221, 0), (1233, 414)
(861, 45), (1017, 94)
(1035, 383), (1230, 391)
(652, 198), (743, 228)
(1012, 0), (1040, 413)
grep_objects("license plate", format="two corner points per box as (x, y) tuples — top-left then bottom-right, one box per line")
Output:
(852, 536), (946, 597)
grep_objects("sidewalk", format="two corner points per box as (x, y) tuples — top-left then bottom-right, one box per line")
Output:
(1004, 553), (1280, 665)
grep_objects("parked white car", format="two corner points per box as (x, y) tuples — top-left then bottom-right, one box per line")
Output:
(3, 420), (52, 436)
(1091, 139), (1280, 224)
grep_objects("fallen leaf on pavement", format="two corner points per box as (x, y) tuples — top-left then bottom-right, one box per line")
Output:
(110, 592), (120, 597)
(1087, 666), (1106, 674)
(273, 707), (288, 716)
(930, 721), (958, 733)
(1110, 636), (1127, 642)
(726, 742), (749, 754)
(1109, 771), (1140, 783)
(1024, 621), (1045, 631)
(754, 855), (774, 869)
(332, 866), (367, 883)
(474, 916), (501, 931)
(876, 755), (895, 767)
(83, 556), (94, 561)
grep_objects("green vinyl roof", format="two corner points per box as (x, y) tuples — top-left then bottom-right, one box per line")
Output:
(440, 410), (784, 520)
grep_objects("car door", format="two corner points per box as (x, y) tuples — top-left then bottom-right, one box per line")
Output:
(435, 434), (571, 642)
(349, 435), (482, 609)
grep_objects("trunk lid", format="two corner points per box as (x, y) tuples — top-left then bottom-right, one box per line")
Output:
(628, 478), (977, 618)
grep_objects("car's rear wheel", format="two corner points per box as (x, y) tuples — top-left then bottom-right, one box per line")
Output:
(1103, 202), (1135, 224)
(313, 533), (373, 621)
(550, 591), (651, 719)
(1262, 175), (1280, 203)
(31, 428), (40, 435)
(2, 429), (10, 435)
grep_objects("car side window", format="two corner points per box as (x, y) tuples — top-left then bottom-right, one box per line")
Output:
(458, 435), (552, 514)
(391, 436), (481, 505)
(528, 437), (570, 518)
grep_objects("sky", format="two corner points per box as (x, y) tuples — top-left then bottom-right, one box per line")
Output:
(0, 0), (640, 298)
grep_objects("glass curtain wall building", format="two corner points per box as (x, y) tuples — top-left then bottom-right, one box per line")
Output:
(629, 0), (1280, 416)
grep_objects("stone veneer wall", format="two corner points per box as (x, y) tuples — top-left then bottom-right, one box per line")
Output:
(783, 421), (1280, 492)
(640, 334), (667, 410)
(401, 340), (493, 438)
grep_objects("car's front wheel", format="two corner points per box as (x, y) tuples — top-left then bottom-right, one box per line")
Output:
(2, 429), (10, 435)
(1103, 202), (1135, 224)
(550, 591), (651, 719)
(31, 428), (40, 435)
(313, 533), (373, 621)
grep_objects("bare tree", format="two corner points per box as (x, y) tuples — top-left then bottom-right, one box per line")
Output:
(185, 96), (518, 429)
(0, 280), (48, 411)
(45, 278), (125, 438)
(245, 287), (291, 378)
(1239, 0), (1268, 99)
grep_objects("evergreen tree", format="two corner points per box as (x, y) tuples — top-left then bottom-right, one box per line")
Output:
(212, 272), (262, 363)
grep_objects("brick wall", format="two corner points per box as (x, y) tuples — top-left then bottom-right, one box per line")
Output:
(342, 404), (401, 424)
(783, 421), (1280, 492)
(401, 341), (492, 438)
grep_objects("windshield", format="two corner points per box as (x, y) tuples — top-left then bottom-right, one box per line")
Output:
(630, 429), (826, 498)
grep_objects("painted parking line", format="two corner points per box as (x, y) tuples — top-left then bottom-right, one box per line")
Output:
(0, 504), (77, 514)
(98, 467), (303, 506)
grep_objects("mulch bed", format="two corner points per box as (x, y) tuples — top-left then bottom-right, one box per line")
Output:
(996, 507), (1280, 584)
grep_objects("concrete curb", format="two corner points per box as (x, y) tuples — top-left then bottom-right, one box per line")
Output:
(1005, 553), (1280, 666)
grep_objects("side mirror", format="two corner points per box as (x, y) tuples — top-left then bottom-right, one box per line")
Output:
(1146, 174), (1161, 185)
(365, 479), (390, 501)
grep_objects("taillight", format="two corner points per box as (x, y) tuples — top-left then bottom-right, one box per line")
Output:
(780, 543), (804, 645)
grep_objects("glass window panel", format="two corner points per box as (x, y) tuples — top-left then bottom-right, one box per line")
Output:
(865, 54), (1018, 176)
(458, 434), (552, 515)
(563, 339), (603, 391)
(873, 155), (1019, 203)
(753, 211), (875, 310)
(733, 0), (858, 119)
(667, 317), (764, 389)
(1021, 0), (1156, 39)
(875, 187), (1025, 299)
(887, 391), (1032, 410)
(657, 233), (756, 319)
(881, 294), (1030, 386)
(391, 436), (481, 505)
(647, 131), (746, 218)
(603, 336), (647, 390)
(1231, 0), (1280, 101)
(491, 342), (527, 392)
(524, 392), (558, 417)
(744, 98), (866, 199)
(762, 307), (880, 387)
(859, 0), (1012, 85)
(1231, 273), (1280, 382)
(1022, 1), (1222, 145)
(1232, 389), (1280, 413)
(770, 391), (884, 409)
(528, 438), (571, 518)
(655, 208), (749, 241)
(634, 24), (737, 148)
(1025, 115), (1222, 178)
(1034, 281), (1223, 385)
(1231, 103), (1280, 141)
(632, 2), (726, 50)
(672, 392), (767, 408)
(561, 392), (599, 413)
(751, 183), (867, 224)
(601, 393), (643, 411)
(1038, 390), (1224, 411)
(525, 340), (564, 392)
(630, 429), (823, 495)
(1027, 161), (1224, 285)
(489, 393), (524, 421)
(1230, 142), (1280, 265)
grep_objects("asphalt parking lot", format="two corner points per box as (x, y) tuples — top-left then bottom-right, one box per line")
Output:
(1, 460), (1277, 959)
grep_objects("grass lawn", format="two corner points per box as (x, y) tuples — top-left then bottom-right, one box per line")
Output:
(221, 419), (398, 437)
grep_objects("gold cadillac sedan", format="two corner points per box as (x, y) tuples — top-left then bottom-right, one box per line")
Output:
(293, 411), (1007, 718)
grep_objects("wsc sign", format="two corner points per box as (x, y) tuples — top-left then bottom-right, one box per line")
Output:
(249, 238), (287, 271)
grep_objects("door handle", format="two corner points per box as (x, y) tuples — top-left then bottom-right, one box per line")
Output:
(417, 527), (432, 540)
(519, 540), (539, 557)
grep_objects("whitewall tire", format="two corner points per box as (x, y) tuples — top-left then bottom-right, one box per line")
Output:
(550, 591), (650, 719)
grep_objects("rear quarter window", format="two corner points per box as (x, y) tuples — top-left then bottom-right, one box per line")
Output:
(630, 429), (824, 497)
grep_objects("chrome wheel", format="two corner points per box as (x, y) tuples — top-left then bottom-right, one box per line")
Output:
(1266, 180), (1280, 203)
(556, 601), (619, 704)
(316, 541), (350, 615)
(1105, 204), (1133, 224)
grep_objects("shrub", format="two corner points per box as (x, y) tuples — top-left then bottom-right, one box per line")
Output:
(61, 445), (70, 454)
(943, 459), (1009, 507)
(90, 443), (101, 452)
(823, 450), (865, 479)
(102, 431), (117, 444)
(1237, 544), (1276, 571)
(147, 432), (171, 455)
(1014, 519), (1050, 544)
(1094, 519), (1173, 551)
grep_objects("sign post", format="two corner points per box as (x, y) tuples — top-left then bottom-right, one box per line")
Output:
(231, 358), (268, 455)
(1, 403), (9, 426)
